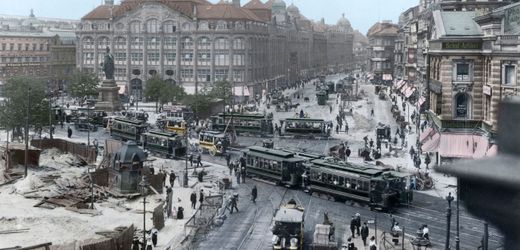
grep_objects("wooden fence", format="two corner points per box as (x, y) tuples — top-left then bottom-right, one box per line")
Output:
(79, 225), (134, 250)
(31, 139), (97, 164)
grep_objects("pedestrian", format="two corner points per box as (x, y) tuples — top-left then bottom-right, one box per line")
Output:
(146, 240), (152, 250)
(336, 124), (339, 134)
(169, 171), (176, 187)
(376, 139), (381, 150)
(396, 127), (400, 136)
(235, 169), (241, 184)
(189, 154), (193, 167)
(241, 166), (246, 183)
(197, 154), (202, 168)
(425, 153), (431, 169)
(346, 237), (355, 250)
(67, 126), (72, 138)
(329, 105), (333, 113)
(409, 146), (415, 159)
(248, 184), (258, 204)
(355, 213), (361, 236)
(350, 216), (356, 238)
(228, 161), (234, 175)
(230, 194), (239, 213)
(190, 191), (197, 209)
(199, 189), (204, 209)
(369, 138), (374, 148)
(132, 236), (140, 250)
(345, 123), (349, 134)
(369, 236), (377, 250)
(151, 227), (158, 247)
(361, 222), (369, 246)
(226, 153), (231, 167)
(371, 108), (374, 116)
(166, 186), (173, 218)
(345, 147), (351, 161)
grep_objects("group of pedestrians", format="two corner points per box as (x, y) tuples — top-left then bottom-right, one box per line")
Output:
(344, 213), (377, 250)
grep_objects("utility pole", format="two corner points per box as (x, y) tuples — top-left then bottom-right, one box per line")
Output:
(455, 180), (460, 250)
(24, 86), (31, 178)
(184, 127), (189, 188)
(483, 222), (489, 250)
(446, 192), (454, 250)
(87, 106), (91, 147)
(140, 176), (148, 248)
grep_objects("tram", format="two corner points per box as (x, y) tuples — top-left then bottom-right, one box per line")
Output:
(271, 199), (305, 250)
(242, 146), (305, 187)
(304, 158), (412, 210)
(142, 130), (187, 158)
(156, 119), (188, 136)
(109, 117), (148, 143)
(210, 113), (273, 135)
(197, 131), (229, 156)
(281, 118), (332, 138)
(163, 105), (193, 121)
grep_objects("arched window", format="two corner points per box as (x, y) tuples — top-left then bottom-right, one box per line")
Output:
(147, 19), (159, 33)
(163, 21), (176, 33)
(130, 21), (141, 33)
(181, 37), (193, 49)
(454, 93), (469, 119)
(198, 21), (209, 30)
(233, 38), (245, 50)
(214, 37), (229, 50)
(197, 37), (211, 50)
(82, 37), (93, 48)
(97, 37), (109, 49)
(131, 37), (143, 48)
(115, 37), (126, 48)
(216, 21), (227, 30)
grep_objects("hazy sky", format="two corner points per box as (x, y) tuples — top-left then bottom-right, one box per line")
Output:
(0, 0), (418, 34)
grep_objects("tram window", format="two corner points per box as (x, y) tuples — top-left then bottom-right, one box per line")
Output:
(345, 179), (351, 188)
(351, 181), (357, 190)
(338, 177), (344, 186)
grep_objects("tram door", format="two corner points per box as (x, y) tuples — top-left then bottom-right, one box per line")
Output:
(281, 162), (290, 183)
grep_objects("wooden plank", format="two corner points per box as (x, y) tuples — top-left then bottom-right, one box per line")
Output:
(149, 185), (160, 195)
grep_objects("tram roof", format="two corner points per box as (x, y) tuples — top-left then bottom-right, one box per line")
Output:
(215, 113), (267, 118)
(273, 206), (304, 223)
(284, 118), (327, 122)
(311, 158), (383, 176)
(244, 146), (303, 162)
(144, 130), (179, 138)
(114, 117), (147, 126)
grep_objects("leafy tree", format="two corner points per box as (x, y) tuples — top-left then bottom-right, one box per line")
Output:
(144, 76), (166, 112)
(0, 77), (51, 141)
(159, 83), (186, 107)
(69, 70), (99, 99)
(209, 80), (233, 105)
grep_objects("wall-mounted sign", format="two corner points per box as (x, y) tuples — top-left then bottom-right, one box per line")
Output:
(442, 41), (482, 50)
(505, 4), (520, 34)
(483, 85), (492, 96)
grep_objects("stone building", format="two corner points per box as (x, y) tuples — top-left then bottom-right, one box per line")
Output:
(367, 21), (399, 84)
(422, 3), (520, 164)
(0, 11), (77, 91)
(353, 30), (369, 72)
(77, 0), (354, 99)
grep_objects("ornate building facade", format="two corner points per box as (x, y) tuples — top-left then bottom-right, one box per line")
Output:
(367, 21), (399, 84)
(76, 0), (354, 98)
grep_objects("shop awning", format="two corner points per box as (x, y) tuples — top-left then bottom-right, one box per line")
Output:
(396, 80), (406, 90)
(404, 87), (416, 98)
(421, 132), (440, 153)
(439, 133), (489, 159)
(400, 85), (410, 94)
(485, 144), (497, 157)
(233, 86), (250, 97)
(419, 127), (435, 143)
(418, 96), (426, 106)
(383, 74), (393, 81)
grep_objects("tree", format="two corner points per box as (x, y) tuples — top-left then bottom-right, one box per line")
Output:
(159, 83), (186, 107)
(144, 76), (166, 112)
(69, 70), (99, 100)
(210, 80), (233, 105)
(0, 77), (51, 141)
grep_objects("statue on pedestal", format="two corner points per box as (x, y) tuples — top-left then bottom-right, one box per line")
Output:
(102, 47), (115, 80)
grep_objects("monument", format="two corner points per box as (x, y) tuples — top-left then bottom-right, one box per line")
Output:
(95, 47), (122, 111)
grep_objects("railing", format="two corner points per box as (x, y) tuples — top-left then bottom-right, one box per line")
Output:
(426, 110), (491, 131)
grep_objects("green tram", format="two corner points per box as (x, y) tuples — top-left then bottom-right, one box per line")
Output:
(110, 117), (148, 143)
(304, 158), (412, 210)
(210, 113), (274, 135)
(242, 146), (305, 187)
(142, 130), (187, 158)
(281, 118), (332, 138)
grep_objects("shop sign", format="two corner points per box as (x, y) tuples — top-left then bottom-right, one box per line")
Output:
(505, 4), (520, 34)
(442, 41), (481, 50)
(483, 85), (492, 96)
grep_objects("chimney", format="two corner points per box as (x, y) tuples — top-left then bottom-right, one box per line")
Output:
(105, 0), (114, 5)
(232, 0), (240, 7)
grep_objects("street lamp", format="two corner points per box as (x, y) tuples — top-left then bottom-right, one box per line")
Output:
(445, 192), (454, 250)
(88, 166), (95, 209)
(139, 176), (149, 247)
(24, 86), (31, 178)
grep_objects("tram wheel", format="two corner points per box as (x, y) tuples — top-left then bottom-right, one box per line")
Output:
(209, 149), (217, 156)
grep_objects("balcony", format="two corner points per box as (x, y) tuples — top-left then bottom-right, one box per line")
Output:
(497, 35), (520, 45)
(426, 110), (491, 131)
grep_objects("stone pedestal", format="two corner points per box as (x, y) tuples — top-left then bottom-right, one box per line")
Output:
(95, 79), (122, 112)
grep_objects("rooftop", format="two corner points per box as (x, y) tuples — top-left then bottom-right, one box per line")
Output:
(439, 11), (481, 36)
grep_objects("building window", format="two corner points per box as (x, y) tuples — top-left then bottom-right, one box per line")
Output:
(197, 69), (210, 82)
(115, 37), (126, 48)
(198, 37), (211, 50)
(233, 38), (245, 50)
(215, 54), (229, 66)
(181, 53), (193, 62)
(215, 38), (229, 50)
(233, 54), (244, 66)
(163, 21), (176, 33)
(130, 21), (141, 33)
(147, 19), (159, 33)
(131, 53), (143, 63)
(181, 37), (193, 49)
(164, 53), (176, 65)
(454, 93), (469, 119)
(164, 37), (176, 47)
(215, 69), (229, 81)
(453, 61), (471, 81)
(1, 43), (5, 50)
(197, 53), (211, 65)
(98, 37), (109, 49)
(180, 69), (193, 81)
(147, 37), (160, 48)
(147, 52), (160, 65)
(502, 63), (517, 85)
(115, 52), (126, 63)
(115, 68), (127, 79)
(233, 69), (244, 82)
(131, 37), (143, 49)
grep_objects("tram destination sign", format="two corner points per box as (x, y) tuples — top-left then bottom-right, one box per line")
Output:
(442, 41), (482, 50)
(505, 4), (520, 34)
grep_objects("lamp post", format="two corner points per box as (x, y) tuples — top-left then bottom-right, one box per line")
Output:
(88, 166), (95, 209)
(184, 127), (189, 188)
(455, 181), (460, 250)
(87, 104), (91, 147)
(445, 192), (454, 250)
(139, 176), (148, 247)
(24, 86), (31, 178)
